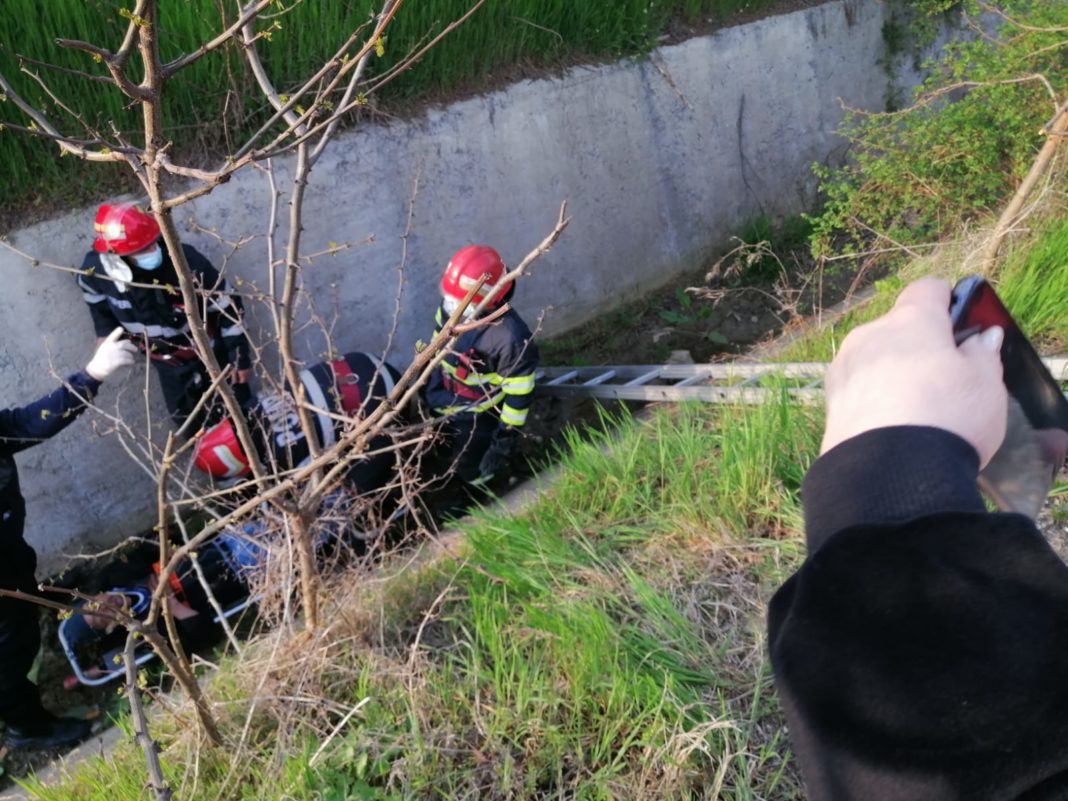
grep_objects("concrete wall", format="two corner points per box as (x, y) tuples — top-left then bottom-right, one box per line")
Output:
(0, 0), (956, 574)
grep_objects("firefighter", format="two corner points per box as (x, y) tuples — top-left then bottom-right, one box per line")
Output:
(424, 245), (538, 486)
(76, 203), (253, 430)
(193, 351), (401, 492)
(1, 328), (136, 749)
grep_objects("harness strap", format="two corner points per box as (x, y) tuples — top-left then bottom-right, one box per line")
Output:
(135, 339), (200, 363)
(151, 561), (187, 599)
(443, 374), (486, 401)
(330, 358), (363, 414)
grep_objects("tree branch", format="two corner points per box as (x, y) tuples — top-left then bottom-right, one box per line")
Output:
(124, 634), (175, 801)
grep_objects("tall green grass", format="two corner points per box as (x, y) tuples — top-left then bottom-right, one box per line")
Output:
(997, 215), (1068, 349)
(25, 398), (819, 800)
(0, 0), (779, 212)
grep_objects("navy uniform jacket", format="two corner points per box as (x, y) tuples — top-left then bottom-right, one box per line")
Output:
(249, 352), (400, 491)
(77, 242), (251, 370)
(769, 426), (1068, 800)
(425, 304), (538, 428)
(1, 373), (100, 591)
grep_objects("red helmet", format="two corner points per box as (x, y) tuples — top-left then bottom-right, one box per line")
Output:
(93, 203), (160, 255)
(193, 420), (251, 479)
(440, 245), (511, 309)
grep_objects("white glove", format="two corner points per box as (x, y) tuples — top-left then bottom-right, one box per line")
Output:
(85, 327), (139, 381)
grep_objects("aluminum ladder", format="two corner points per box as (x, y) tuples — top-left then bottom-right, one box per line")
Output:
(535, 358), (1068, 405)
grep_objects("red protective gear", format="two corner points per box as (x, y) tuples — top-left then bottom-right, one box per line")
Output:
(92, 203), (160, 256)
(440, 245), (511, 310)
(193, 419), (250, 479)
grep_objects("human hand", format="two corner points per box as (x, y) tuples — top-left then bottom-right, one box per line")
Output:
(234, 368), (252, 385)
(85, 327), (138, 381)
(820, 277), (1008, 467)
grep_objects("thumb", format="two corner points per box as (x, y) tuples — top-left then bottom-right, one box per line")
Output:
(103, 327), (125, 347)
(958, 325), (1005, 363)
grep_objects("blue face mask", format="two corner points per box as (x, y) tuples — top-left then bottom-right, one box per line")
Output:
(131, 245), (163, 271)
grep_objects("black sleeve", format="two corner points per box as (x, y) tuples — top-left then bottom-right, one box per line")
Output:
(0, 372), (101, 456)
(768, 426), (1068, 799)
(76, 253), (121, 338)
(182, 244), (252, 371)
(491, 314), (538, 428)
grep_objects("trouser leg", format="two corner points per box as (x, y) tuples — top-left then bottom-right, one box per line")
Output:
(155, 356), (251, 433)
(154, 360), (209, 430)
(0, 597), (48, 730)
(443, 413), (498, 485)
(0, 538), (49, 730)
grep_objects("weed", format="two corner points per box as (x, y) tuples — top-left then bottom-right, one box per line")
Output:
(997, 215), (1068, 350)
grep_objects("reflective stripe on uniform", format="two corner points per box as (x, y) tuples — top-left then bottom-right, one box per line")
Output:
(77, 277), (108, 304)
(121, 321), (188, 338)
(433, 394), (504, 416)
(500, 373), (536, 395)
(363, 352), (396, 395)
(499, 404), (529, 426)
(299, 367), (337, 449)
(441, 360), (503, 389)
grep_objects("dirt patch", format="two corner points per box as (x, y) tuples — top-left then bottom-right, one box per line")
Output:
(540, 230), (860, 367)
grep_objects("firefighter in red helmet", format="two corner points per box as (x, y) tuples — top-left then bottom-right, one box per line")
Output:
(193, 351), (402, 493)
(424, 245), (539, 486)
(76, 203), (252, 429)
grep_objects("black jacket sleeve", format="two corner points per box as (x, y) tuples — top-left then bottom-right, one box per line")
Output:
(77, 253), (122, 338)
(183, 244), (252, 371)
(489, 312), (538, 428)
(0, 372), (101, 456)
(768, 426), (1068, 801)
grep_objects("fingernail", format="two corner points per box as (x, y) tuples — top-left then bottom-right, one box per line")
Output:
(981, 326), (1004, 352)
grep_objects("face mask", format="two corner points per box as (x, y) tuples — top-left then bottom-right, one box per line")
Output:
(442, 295), (477, 322)
(131, 245), (163, 271)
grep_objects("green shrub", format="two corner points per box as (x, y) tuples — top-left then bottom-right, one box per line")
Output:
(808, 1), (1068, 258)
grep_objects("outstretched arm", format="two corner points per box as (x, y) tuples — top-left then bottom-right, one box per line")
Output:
(767, 279), (1068, 799)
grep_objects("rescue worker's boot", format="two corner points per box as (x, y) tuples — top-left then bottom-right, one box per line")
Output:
(6, 713), (92, 750)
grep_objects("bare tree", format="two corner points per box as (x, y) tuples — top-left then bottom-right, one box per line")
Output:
(0, 0), (568, 751)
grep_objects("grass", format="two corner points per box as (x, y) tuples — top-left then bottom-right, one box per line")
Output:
(0, 0), (782, 215)
(25, 396), (819, 801)
(996, 215), (1068, 351)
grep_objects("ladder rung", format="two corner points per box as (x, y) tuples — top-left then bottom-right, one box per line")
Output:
(583, 370), (617, 387)
(738, 371), (769, 387)
(545, 370), (579, 387)
(673, 375), (703, 388)
(624, 369), (661, 387)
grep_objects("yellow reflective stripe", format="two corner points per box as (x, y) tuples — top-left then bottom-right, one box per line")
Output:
(434, 306), (444, 336)
(441, 361), (504, 388)
(499, 404), (529, 426)
(501, 373), (535, 395)
(434, 395), (503, 416)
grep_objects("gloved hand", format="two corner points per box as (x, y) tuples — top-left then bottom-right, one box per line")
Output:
(478, 426), (518, 482)
(85, 327), (139, 381)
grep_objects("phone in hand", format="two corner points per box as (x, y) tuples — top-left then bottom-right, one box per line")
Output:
(950, 275), (1068, 516)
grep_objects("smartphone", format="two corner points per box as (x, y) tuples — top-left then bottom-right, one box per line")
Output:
(950, 275), (1068, 515)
